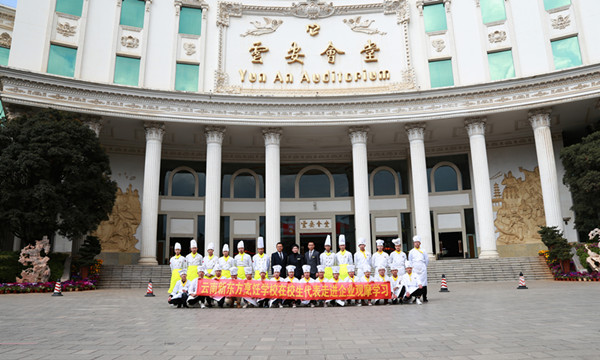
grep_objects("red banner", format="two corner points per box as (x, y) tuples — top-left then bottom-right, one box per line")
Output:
(192, 279), (391, 300)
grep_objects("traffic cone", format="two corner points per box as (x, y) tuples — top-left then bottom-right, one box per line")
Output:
(52, 279), (63, 296)
(439, 274), (449, 292)
(145, 279), (155, 297)
(517, 272), (528, 289)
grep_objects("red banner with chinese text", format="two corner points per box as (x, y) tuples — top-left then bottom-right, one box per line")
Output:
(192, 279), (391, 300)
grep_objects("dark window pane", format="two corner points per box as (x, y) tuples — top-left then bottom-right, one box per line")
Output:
(172, 171), (195, 197)
(233, 173), (256, 198)
(373, 170), (396, 196)
(434, 165), (459, 192)
(299, 169), (331, 198)
(281, 174), (295, 198)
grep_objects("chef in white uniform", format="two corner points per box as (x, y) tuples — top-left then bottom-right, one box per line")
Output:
(354, 238), (371, 278)
(389, 266), (403, 304)
(408, 235), (429, 302)
(268, 265), (285, 308)
(202, 242), (218, 278)
(374, 266), (391, 305)
(325, 266), (345, 307)
(252, 237), (270, 279)
(234, 240), (253, 281)
(299, 264), (315, 307)
(371, 239), (390, 274)
(335, 235), (353, 280)
(168, 242), (187, 294)
(185, 239), (203, 282)
(400, 261), (424, 305)
(389, 238), (407, 277)
(218, 244), (235, 279)
(320, 235), (336, 280)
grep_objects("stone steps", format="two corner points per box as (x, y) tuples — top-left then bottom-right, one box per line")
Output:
(98, 256), (553, 288)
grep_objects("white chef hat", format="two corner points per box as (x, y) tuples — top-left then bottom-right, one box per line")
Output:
(316, 265), (325, 272)
(363, 266), (372, 273)
(302, 265), (311, 273)
(237, 240), (244, 249)
(190, 239), (197, 248)
(286, 265), (296, 273)
(213, 264), (221, 271)
(244, 267), (253, 275)
(390, 266), (399, 271)
(338, 234), (346, 246)
(222, 244), (229, 252)
(392, 238), (401, 246)
(174, 242), (181, 250)
(179, 269), (187, 275)
(413, 235), (422, 243)
(358, 238), (366, 246)
(197, 266), (206, 273)
(376, 239), (384, 246)
(377, 266), (386, 271)
(207, 242), (214, 251)
(347, 265), (355, 273)
(332, 266), (340, 274)
(257, 236), (264, 249)
(229, 267), (238, 276)
(325, 235), (331, 247)
(405, 261), (412, 268)
(273, 265), (282, 273)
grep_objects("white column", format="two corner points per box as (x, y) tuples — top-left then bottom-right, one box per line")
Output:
(139, 122), (165, 265)
(204, 126), (226, 255)
(529, 109), (564, 231)
(263, 128), (282, 257)
(405, 123), (434, 258)
(465, 118), (499, 259)
(349, 127), (372, 253)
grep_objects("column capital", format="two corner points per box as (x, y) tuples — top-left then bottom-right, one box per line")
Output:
(464, 117), (487, 137)
(528, 108), (552, 130)
(205, 126), (226, 144)
(144, 122), (165, 141)
(348, 126), (369, 145)
(405, 122), (426, 141)
(262, 127), (283, 146)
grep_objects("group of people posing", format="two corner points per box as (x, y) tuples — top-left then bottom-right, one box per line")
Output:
(167, 235), (430, 308)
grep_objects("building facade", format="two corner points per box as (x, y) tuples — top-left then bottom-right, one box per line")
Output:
(1, 0), (599, 265)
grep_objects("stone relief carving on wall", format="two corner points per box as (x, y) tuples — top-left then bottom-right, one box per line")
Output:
(240, 17), (283, 37)
(488, 30), (506, 43)
(0, 32), (12, 48)
(493, 167), (546, 245)
(431, 39), (445, 52)
(551, 15), (570, 30)
(121, 35), (139, 49)
(288, 0), (335, 19)
(343, 16), (387, 35)
(57, 22), (77, 37)
(93, 184), (141, 253)
(183, 42), (196, 55)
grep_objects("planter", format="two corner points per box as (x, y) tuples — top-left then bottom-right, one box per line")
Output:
(80, 266), (90, 279)
(560, 260), (571, 274)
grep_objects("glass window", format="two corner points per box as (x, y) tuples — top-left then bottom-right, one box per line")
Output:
(488, 50), (515, 81)
(423, 3), (447, 33)
(179, 7), (202, 36)
(171, 171), (195, 197)
(0, 47), (9, 66)
(434, 165), (459, 192)
(333, 173), (350, 197)
(280, 174), (295, 198)
(372, 170), (396, 196)
(120, 0), (145, 28)
(56, 0), (83, 17)
(175, 63), (199, 92)
(543, 0), (571, 11)
(480, 0), (506, 24)
(429, 59), (454, 88)
(114, 56), (140, 86)
(47, 44), (77, 77)
(233, 173), (256, 198)
(299, 169), (331, 198)
(551, 36), (582, 70)
(197, 172), (206, 197)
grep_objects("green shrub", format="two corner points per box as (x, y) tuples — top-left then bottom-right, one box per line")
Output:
(538, 226), (572, 262)
(73, 235), (101, 268)
(0, 251), (22, 283)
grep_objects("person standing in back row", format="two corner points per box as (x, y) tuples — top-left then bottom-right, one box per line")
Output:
(271, 242), (287, 275)
(408, 235), (429, 302)
(288, 244), (305, 279)
(304, 241), (320, 279)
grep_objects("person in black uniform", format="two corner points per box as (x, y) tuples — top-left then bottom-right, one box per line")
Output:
(271, 242), (287, 275)
(304, 241), (320, 279)
(288, 244), (305, 279)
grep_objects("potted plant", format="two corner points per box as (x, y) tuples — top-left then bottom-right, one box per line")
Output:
(73, 236), (101, 279)
(538, 226), (573, 274)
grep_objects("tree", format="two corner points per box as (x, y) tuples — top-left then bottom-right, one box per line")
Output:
(0, 109), (117, 245)
(561, 130), (600, 236)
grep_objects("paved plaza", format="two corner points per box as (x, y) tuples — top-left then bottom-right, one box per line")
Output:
(0, 280), (599, 360)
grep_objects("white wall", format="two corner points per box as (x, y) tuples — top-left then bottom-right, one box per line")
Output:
(144, 0), (176, 90)
(511, 0), (551, 76)
(80, 0), (119, 83)
(8, 0), (53, 72)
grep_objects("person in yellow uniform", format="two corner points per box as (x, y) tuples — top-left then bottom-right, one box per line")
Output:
(314, 265), (327, 307)
(343, 265), (359, 306)
(235, 240), (252, 281)
(242, 267), (258, 308)
(354, 238), (371, 279)
(389, 266), (403, 305)
(300, 265), (316, 307)
(256, 265), (270, 308)
(374, 266), (391, 305)
(284, 265), (299, 308)
(268, 265), (285, 308)
(185, 239), (203, 282)
(168, 269), (189, 308)
(325, 266), (345, 307)
(252, 237), (270, 279)
(359, 265), (374, 306)
(203, 242), (218, 278)
(228, 267), (241, 308)
(168, 242), (187, 294)
(335, 235), (353, 280)
(320, 235), (336, 280)
(218, 244), (235, 278)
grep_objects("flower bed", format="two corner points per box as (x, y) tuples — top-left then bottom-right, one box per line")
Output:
(539, 250), (600, 281)
(0, 279), (97, 294)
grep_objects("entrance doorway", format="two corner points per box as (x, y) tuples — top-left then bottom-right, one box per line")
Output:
(300, 233), (331, 254)
(438, 232), (464, 258)
(169, 237), (193, 258)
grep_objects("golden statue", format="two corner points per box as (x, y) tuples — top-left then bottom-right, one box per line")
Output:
(94, 184), (141, 252)
(493, 167), (546, 245)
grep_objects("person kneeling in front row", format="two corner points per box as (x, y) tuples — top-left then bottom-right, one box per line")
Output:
(187, 266), (209, 308)
(168, 269), (189, 308)
(400, 261), (424, 305)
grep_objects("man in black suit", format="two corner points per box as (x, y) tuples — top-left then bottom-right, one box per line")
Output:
(271, 242), (287, 275)
(304, 241), (320, 279)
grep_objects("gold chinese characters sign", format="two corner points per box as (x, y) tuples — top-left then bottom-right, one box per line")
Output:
(217, 1), (415, 95)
